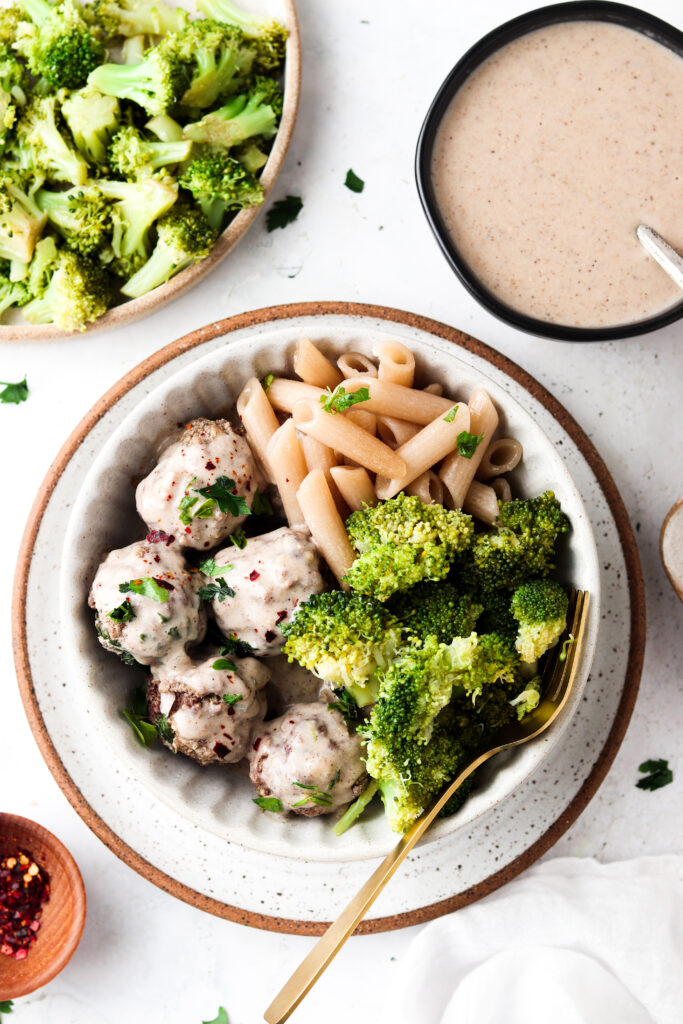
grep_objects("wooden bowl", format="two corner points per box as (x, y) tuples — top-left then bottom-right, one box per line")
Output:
(0, 814), (86, 1000)
(660, 496), (683, 602)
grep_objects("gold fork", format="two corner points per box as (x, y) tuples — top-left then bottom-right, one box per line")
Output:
(264, 590), (589, 1024)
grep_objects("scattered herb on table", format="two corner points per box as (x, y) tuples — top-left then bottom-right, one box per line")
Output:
(0, 1001), (13, 1015)
(119, 577), (172, 603)
(203, 1008), (229, 1024)
(344, 168), (365, 193)
(251, 489), (273, 516)
(443, 405), (459, 423)
(636, 759), (673, 791)
(198, 578), (235, 603)
(320, 383), (370, 414)
(253, 796), (284, 812)
(0, 377), (28, 405)
(266, 195), (303, 231)
(121, 686), (157, 748)
(456, 430), (484, 459)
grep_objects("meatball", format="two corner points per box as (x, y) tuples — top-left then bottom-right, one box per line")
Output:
(209, 526), (327, 656)
(149, 649), (270, 765)
(136, 418), (264, 550)
(89, 539), (205, 666)
(249, 703), (366, 816)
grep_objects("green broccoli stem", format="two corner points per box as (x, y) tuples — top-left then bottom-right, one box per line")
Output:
(196, 0), (264, 35)
(88, 62), (153, 104)
(141, 139), (192, 169)
(18, 0), (51, 26)
(333, 781), (378, 836)
(120, 243), (191, 298)
(195, 194), (227, 232)
(184, 96), (277, 146)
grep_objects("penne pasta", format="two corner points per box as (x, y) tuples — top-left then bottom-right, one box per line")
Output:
(345, 407), (376, 435)
(463, 480), (500, 524)
(265, 419), (308, 526)
(375, 415), (419, 448)
(337, 352), (378, 378)
(477, 437), (523, 480)
(490, 476), (512, 503)
(438, 389), (499, 509)
(267, 377), (324, 413)
(293, 337), (343, 390)
(293, 399), (407, 479)
(329, 465), (377, 511)
(296, 470), (356, 586)
(341, 375), (454, 424)
(235, 377), (280, 482)
(374, 339), (415, 387)
(299, 433), (346, 517)
(424, 382), (444, 396)
(405, 470), (445, 506)
(375, 403), (471, 500)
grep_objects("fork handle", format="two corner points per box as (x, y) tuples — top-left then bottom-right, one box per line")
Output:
(263, 758), (482, 1023)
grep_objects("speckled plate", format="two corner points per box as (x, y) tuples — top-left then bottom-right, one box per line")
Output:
(12, 303), (644, 932)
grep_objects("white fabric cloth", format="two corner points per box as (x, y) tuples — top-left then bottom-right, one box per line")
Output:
(389, 856), (683, 1024)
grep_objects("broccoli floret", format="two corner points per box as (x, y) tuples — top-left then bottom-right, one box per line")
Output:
(22, 249), (110, 330)
(196, 0), (287, 71)
(26, 233), (57, 294)
(36, 183), (110, 255)
(509, 677), (542, 720)
(232, 138), (268, 172)
(97, 175), (177, 275)
(90, 0), (188, 38)
(344, 493), (474, 602)
(0, 271), (30, 320)
(108, 125), (192, 180)
(0, 45), (27, 146)
(61, 86), (120, 166)
(0, 6), (23, 46)
(87, 44), (191, 116)
(120, 203), (215, 297)
(14, 96), (88, 185)
(178, 150), (263, 229)
(281, 591), (403, 707)
(160, 19), (246, 109)
(182, 75), (282, 148)
(471, 491), (570, 592)
(15, 0), (105, 89)
(0, 171), (47, 264)
(510, 578), (568, 663)
(388, 580), (483, 644)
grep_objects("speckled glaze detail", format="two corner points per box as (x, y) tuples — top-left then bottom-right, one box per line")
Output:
(12, 303), (645, 935)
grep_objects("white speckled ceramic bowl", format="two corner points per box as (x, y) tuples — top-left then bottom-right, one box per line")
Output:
(55, 316), (600, 863)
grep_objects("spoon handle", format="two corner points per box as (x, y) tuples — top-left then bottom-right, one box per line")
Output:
(636, 225), (683, 291)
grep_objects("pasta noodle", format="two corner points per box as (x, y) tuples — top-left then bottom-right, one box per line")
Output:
(292, 398), (407, 478)
(299, 434), (346, 516)
(477, 437), (523, 480)
(375, 403), (471, 500)
(405, 470), (445, 505)
(490, 476), (512, 503)
(267, 377), (323, 414)
(375, 415), (419, 448)
(345, 407), (376, 435)
(424, 382), (444, 396)
(337, 352), (378, 378)
(340, 376), (453, 424)
(235, 377), (280, 482)
(265, 419), (308, 526)
(293, 337), (343, 389)
(296, 470), (356, 586)
(329, 465), (377, 511)
(463, 480), (500, 524)
(438, 389), (499, 509)
(374, 340), (415, 387)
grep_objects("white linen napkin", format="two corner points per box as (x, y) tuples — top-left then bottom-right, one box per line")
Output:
(388, 856), (683, 1024)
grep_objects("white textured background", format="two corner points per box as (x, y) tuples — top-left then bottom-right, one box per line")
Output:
(1, 1), (682, 1021)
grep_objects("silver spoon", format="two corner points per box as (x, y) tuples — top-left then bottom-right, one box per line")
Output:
(636, 225), (683, 291)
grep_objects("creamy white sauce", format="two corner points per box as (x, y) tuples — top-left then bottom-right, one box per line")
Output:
(431, 21), (683, 327)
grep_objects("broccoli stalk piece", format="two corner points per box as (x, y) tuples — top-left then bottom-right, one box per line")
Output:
(0, 172), (47, 264)
(108, 125), (192, 180)
(61, 87), (120, 166)
(120, 204), (215, 298)
(179, 151), (263, 230)
(14, 96), (88, 185)
(509, 677), (542, 720)
(333, 780), (379, 836)
(510, 579), (569, 663)
(87, 45), (191, 116)
(0, 272), (30, 320)
(145, 113), (184, 142)
(388, 581), (483, 644)
(161, 20), (246, 109)
(15, 0), (105, 89)
(0, 45), (27, 146)
(36, 184), (111, 255)
(182, 76), (282, 148)
(344, 493), (474, 601)
(196, 0), (287, 71)
(97, 176), (177, 276)
(22, 249), (110, 330)
(233, 139), (268, 173)
(281, 591), (404, 707)
(91, 0), (188, 38)
(26, 234), (57, 295)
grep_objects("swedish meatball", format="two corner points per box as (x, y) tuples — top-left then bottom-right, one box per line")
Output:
(149, 649), (270, 765)
(136, 419), (264, 550)
(209, 527), (327, 656)
(89, 539), (205, 666)
(250, 703), (366, 816)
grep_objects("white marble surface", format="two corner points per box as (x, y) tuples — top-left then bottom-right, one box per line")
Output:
(1, 0), (682, 1021)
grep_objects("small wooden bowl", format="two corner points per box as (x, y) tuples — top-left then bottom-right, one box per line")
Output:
(661, 496), (683, 602)
(0, 814), (86, 1000)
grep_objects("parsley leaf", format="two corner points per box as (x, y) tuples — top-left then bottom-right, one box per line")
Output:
(155, 714), (175, 744)
(119, 578), (171, 603)
(636, 759), (673, 791)
(219, 635), (255, 658)
(121, 686), (156, 748)
(320, 384), (370, 414)
(253, 796), (284, 812)
(108, 599), (135, 622)
(168, 626), (180, 639)
(202, 1009), (229, 1024)
(200, 556), (231, 578)
(329, 687), (360, 727)
(266, 194), (303, 231)
(0, 377), (28, 405)
(222, 693), (243, 706)
(344, 168), (365, 193)
(261, 372), (274, 392)
(0, 1000), (14, 1015)
(213, 657), (237, 672)
(198, 578), (235, 603)
(443, 405), (459, 423)
(197, 476), (250, 517)
(229, 529), (248, 549)
(456, 430), (484, 459)
(251, 489), (273, 516)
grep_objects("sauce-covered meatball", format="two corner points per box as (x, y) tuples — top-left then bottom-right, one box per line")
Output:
(209, 526), (327, 656)
(250, 703), (366, 816)
(89, 539), (205, 666)
(149, 650), (270, 765)
(136, 419), (264, 550)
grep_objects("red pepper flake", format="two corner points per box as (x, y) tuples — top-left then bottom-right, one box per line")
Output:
(146, 530), (175, 546)
(253, 737), (261, 751)
(154, 578), (175, 592)
(185, 526), (191, 534)
(265, 630), (276, 643)
(248, 570), (260, 581)
(205, 460), (216, 470)
(213, 742), (229, 758)
(0, 850), (50, 960)
(275, 610), (288, 625)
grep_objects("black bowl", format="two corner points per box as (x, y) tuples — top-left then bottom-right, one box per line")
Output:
(415, 1), (683, 342)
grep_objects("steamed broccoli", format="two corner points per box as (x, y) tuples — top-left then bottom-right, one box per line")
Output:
(61, 86), (120, 166)
(15, 0), (105, 89)
(120, 203), (215, 297)
(160, 19), (246, 109)
(232, 138), (268, 172)
(87, 43), (190, 116)
(22, 248), (110, 330)
(97, 175), (177, 276)
(178, 150), (263, 229)
(36, 183), (111, 255)
(196, 0), (287, 71)
(0, 271), (30, 320)
(108, 125), (192, 179)
(281, 591), (403, 707)
(182, 76), (282, 148)
(510, 578), (568, 663)
(0, 171), (47, 265)
(509, 677), (542, 720)
(344, 493), (474, 601)
(0, 5), (23, 46)
(388, 580), (483, 644)
(0, 45), (27, 146)
(90, 0), (188, 37)
(13, 95), (88, 184)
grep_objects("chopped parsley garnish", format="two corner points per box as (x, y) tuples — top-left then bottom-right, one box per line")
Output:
(168, 626), (180, 639)
(261, 372), (274, 392)
(320, 383), (370, 414)
(443, 405), (459, 423)
(119, 578), (171, 603)
(203, 1007), (229, 1024)
(121, 686), (156, 748)
(251, 489), (273, 516)
(222, 693), (243, 706)
(456, 430), (484, 459)
(155, 714), (175, 744)
(253, 796), (284, 812)
(344, 168), (365, 193)
(198, 578), (235, 603)
(636, 759), (673, 791)
(197, 476), (251, 517)
(559, 634), (575, 662)
(0, 377), (28, 405)
(200, 556), (231, 577)
(266, 194), (303, 231)
(213, 657), (237, 672)
(329, 687), (360, 727)
(108, 599), (135, 622)
(0, 1000), (14, 1015)
(229, 529), (248, 549)
(291, 773), (338, 807)
(219, 635), (255, 658)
